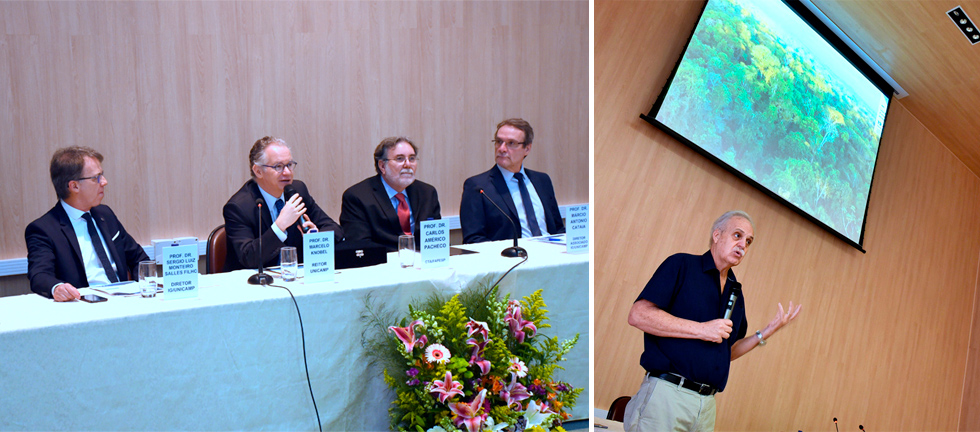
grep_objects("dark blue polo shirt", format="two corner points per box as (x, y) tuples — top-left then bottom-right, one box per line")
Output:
(636, 251), (748, 391)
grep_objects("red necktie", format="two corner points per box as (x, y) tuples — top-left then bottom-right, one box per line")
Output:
(395, 193), (411, 235)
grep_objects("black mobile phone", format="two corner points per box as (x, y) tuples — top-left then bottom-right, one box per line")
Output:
(79, 294), (107, 303)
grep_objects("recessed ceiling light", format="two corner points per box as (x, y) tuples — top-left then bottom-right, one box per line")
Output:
(948, 6), (980, 45)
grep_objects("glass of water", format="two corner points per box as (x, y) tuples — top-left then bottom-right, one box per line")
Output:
(398, 235), (415, 268)
(139, 261), (157, 298)
(280, 246), (298, 281)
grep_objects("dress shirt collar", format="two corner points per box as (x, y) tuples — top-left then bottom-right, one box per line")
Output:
(380, 175), (402, 201)
(256, 184), (286, 220)
(60, 200), (89, 221)
(496, 164), (527, 182)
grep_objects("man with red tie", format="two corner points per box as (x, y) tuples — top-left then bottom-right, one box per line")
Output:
(340, 137), (442, 252)
(25, 146), (149, 301)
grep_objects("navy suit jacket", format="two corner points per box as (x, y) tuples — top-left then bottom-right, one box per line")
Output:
(460, 165), (564, 244)
(222, 179), (342, 272)
(25, 203), (149, 298)
(340, 175), (441, 252)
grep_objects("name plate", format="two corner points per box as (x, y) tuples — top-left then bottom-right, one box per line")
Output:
(420, 220), (450, 269)
(565, 204), (589, 254)
(303, 230), (334, 284)
(163, 244), (199, 300)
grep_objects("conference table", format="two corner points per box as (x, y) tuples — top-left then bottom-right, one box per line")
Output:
(0, 238), (588, 431)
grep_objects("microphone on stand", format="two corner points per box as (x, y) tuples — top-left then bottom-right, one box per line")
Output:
(248, 198), (274, 285)
(859, 425), (865, 432)
(480, 189), (527, 258)
(723, 283), (742, 320)
(834, 417), (839, 432)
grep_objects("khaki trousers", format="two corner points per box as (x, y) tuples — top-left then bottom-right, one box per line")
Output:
(623, 374), (716, 432)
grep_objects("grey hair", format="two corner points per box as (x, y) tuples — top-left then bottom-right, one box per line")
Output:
(709, 210), (753, 247)
(248, 136), (291, 178)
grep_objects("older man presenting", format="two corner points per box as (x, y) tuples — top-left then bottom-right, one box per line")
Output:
(623, 211), (802, 432)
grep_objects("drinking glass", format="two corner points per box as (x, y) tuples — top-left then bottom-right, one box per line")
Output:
(139, 261), (157, 298)
(398, 235), (415, 268)
(280, 246), (298, 281)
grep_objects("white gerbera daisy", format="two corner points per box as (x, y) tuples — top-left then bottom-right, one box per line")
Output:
(424, 343), (452, 364)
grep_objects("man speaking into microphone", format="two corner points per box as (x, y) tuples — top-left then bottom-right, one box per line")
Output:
(222, 136), (342, 272)
(623, 211), (802, 432)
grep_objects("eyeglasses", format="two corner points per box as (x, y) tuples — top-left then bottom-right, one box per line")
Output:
(383, 155), (418, 164)
(75, 172), (105, 183)
(492, 139), (526, 149)
(260, 161), (298, 173)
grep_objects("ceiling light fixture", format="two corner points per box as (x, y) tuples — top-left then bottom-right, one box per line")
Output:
(948, 6), (980, 45)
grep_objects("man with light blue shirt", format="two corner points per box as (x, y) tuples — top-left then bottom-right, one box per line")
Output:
(25, 146), (149, 301)
(460, 118), (565, 244)
(340, 137), (441, 252)
(222, 136), (343, 271)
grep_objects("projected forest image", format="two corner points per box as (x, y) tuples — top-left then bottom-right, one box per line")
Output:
(655, 0), (888, 244)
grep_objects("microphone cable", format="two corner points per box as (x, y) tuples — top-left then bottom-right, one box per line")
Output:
(486, 254), (529, 297)
(268, 282), (323, 432)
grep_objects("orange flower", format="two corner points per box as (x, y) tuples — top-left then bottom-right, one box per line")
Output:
(533, 379), (542, 386)
(492, 379), (504, 393)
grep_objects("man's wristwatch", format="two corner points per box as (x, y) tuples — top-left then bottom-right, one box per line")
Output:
(755, 330), (767, 346)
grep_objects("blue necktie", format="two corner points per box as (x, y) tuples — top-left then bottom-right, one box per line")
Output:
(82, 213), (119, 283)
(275, 199), (285, 220)
(514, 172), (542, 237)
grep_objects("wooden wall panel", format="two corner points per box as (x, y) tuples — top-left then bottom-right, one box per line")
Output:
(0, 0), (588, 260)
(596, 1), (980, 430)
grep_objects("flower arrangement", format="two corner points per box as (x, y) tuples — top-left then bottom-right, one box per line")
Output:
(361, 282), (581, 432)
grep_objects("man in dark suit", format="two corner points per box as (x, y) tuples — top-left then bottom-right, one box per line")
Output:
(340, 137), (441, 252)
(25, 146), (150, 301)
(460, 118), (565, 244)
(222, 136), (342, 272)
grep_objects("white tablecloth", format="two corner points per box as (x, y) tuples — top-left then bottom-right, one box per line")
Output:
(0, 239), (588, 431)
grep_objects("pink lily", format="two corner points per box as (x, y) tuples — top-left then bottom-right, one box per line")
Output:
(505, 301), (537, 344)
(465, 318), (490, 340)
(499, 373), (531, 408)
(429, 371), (465, 403)
(448, 388), (488, 432)
(467, 338), (492, 375)
(388, 319), (427, 353)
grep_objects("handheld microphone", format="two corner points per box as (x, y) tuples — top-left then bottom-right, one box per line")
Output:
(723, 283), (741, 320)
(247, 198), (274, 285)
(283, 185), (314, 233)
(480, 189), (527, 258)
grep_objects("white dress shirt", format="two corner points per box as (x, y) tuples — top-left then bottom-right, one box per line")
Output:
(60, 200), (118, 287)
(496, 165), (550, 238)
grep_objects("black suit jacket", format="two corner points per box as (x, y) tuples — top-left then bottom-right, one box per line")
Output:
(222, 179), (343, 271)
(339, 175), (442, 252)
(460, 165), (565, 244)
(25, 203), (149, 298)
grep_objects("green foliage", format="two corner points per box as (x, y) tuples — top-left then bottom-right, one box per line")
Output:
(521, 290), (551, 330)
(437, 294), (469, 350)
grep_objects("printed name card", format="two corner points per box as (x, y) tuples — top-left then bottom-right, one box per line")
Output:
(163, 244), (199, 300)
(565, 204), (589, 254)
(420, 220), (450, 269)
(303, 231), (335, 284)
